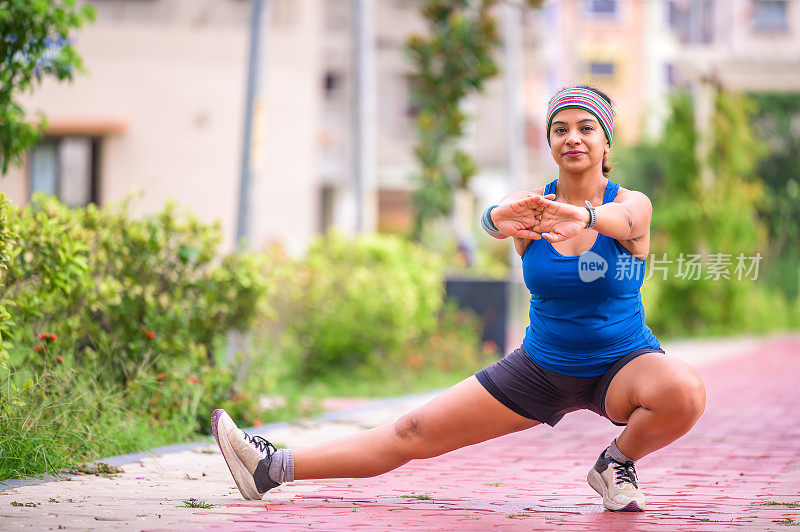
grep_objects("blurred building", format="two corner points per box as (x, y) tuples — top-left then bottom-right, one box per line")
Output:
(2, 0), (799, 252)
(318, 0), (520, 237)
(667, 0), (800, 91)
(1, 0), (322, 253)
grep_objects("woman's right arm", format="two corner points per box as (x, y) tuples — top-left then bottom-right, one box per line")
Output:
(487, 187), (550, 256)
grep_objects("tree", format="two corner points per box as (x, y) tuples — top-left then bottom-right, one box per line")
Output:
(751, 94), (800, 256)
(405, 0), (502, 240)
(632, 90), (794, 337)
(0, 0), (96, 174)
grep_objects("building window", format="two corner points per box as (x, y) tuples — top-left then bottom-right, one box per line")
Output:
(666, 1), (688, 33)
(752, 0), (789, 32)
(318, 184), (336, 234)
(377, 188), (412, 234)
(666, 0), (715, 44)
(584, 0), (617, 17)
(405, 75), (421, 118)
(323, 70), (342, 99)
(665, 63), (676, 87)
(29, 136), (99, 206)
(589, 61), (616, 77)
(699, 0), (715, 43)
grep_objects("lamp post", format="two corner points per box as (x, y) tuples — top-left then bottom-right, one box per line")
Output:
(236, 0), (271, 249)
(353, 0), (376, 233)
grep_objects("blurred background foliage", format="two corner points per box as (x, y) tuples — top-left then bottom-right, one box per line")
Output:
(613, 90), (800, 337)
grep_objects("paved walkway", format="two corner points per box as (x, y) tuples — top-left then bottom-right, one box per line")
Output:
(1, 335), (799, 530)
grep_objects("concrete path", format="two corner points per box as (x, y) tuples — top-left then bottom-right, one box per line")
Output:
(1, 334), (798, 530)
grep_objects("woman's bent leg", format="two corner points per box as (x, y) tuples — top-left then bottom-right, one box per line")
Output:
(604, 353), (706, 461)
(293, 375), (540, 480)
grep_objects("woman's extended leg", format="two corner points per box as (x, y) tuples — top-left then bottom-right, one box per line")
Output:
(294, 375), (540, 479)
(213, 375), (539, 499)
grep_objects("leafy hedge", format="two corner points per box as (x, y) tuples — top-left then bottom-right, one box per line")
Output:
(0, 195), (270, 437)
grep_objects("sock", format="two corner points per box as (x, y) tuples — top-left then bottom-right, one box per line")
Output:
(605, 439), (634, 464)
(268, 449), (295, 483)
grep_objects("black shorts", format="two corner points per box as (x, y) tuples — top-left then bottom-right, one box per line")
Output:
(475, 346), (666, 427)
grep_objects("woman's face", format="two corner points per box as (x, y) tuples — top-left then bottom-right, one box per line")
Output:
(548, 108), (610, 174)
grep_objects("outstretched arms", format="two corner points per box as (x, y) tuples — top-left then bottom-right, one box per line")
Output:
(526, 189), (652, 244)
(483, 187), (653, 258)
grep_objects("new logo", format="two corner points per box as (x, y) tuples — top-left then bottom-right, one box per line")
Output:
(578, 251), (607, 282)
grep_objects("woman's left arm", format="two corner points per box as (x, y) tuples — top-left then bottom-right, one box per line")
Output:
(593, 189), (652, 241)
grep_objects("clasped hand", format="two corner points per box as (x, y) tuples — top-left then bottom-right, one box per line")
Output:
(492, 193), (590, 244)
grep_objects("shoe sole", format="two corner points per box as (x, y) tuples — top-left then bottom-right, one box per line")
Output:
(211, 409), (263, 501)
(587, 469), (645, 512)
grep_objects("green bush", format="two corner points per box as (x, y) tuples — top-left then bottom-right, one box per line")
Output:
(0, 194), (16, 369)
(0, 195), (270, 425)
(264, 232), (445, 380)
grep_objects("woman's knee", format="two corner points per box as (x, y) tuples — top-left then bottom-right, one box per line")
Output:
(391, 410), (446, 460)
(653, 373), (706, 425)
(393, 411), (426, 442)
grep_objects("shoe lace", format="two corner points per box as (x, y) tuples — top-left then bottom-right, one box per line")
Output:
(245, 433), (277, 457)
(612, 460), (638, 488)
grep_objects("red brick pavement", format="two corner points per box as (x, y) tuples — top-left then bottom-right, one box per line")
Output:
(206, 338), (800, 531)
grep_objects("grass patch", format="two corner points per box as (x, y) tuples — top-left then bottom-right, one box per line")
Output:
(63, 462), (123, 478)
(399, 494), (433, 500)
(0, 373), (200, 482)
(772, 518), (800, 526)
(10, 501), (37, 507)
(180, 499), (215, 509)
(758, 501), (800, 508)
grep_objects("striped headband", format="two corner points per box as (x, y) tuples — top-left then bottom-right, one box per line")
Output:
(546, 87), (614, 146)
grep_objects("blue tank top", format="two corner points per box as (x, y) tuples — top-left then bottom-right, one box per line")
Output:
(521, 178), (661, 377)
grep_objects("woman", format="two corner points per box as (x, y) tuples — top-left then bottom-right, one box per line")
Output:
(211, 85), (706, 512)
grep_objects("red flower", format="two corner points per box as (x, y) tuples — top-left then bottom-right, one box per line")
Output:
(50, 333), (57, 341)
(145, 330), (155, 339)
(34, 345), (42, 352)
(482, 340), (498, 354)
(38, 333), (47, 340)
(188, 376), (200, 385)
(56, 355), (63, 363)
(156, 373), (166, 382)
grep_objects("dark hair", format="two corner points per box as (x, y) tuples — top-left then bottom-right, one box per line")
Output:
(564, 84), (614, 176)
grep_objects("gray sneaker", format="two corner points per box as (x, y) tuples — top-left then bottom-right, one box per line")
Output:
(211, 409), (280, 500)
(587, 450), (646, 511)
